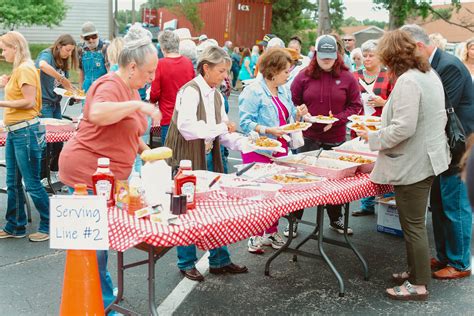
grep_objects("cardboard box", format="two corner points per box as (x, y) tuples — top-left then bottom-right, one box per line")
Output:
(376, 197), (403, 237)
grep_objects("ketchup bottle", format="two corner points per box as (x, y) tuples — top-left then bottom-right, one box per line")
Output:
(92, 157), (115, 207)
(174, 160), (196, 210)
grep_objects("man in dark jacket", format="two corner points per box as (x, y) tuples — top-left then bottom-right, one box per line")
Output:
(402, 24), (474, 280)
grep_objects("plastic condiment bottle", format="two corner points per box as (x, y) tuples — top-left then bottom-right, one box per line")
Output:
(73, 183), (88, 196)
(174, 160), (197, 210)
(92, 157), (115, 208)
(128, 172), (144, 215)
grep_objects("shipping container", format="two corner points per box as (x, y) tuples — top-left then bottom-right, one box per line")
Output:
(142, 0), (273, 49)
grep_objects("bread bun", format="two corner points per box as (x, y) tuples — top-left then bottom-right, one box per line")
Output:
(141, 147), (172, 162)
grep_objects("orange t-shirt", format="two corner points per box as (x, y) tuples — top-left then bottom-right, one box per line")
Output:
(3, 62), (42, 125)
(59, 72), (147, 189)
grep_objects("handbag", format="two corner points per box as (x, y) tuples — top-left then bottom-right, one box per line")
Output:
(444, 91), (466, 164)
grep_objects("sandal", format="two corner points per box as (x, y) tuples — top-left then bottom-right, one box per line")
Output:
(391, 271), (410, 283)
(386, 281), (429, 301)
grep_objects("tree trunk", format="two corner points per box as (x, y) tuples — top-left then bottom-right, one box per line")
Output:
(318, 0), (331, 36)
(388, 0), (405, 30)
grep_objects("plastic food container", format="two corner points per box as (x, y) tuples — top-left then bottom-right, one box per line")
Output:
(317, 150), (376, 174)
(267, 172), (327, 190)
(219, 180), (282, 200)
(274, 156), (359, 179)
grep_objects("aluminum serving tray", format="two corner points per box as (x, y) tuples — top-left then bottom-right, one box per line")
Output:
(315, 150), (376, 174)
(274, 156), (359, 179)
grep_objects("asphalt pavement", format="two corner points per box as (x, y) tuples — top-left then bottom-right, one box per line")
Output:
(0, 90), (473, 315)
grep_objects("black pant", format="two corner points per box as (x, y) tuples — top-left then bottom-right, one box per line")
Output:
(41, 142), (63, 178)
(293, 138), (344, 223)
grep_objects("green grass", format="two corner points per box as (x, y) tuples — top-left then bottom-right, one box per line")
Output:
(0, 43), (79, 84)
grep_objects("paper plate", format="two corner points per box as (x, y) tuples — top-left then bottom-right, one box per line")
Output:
(281, 122), (312, 133)
(54, 87), (86, 100)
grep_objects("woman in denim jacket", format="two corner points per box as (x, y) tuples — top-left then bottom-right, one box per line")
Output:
(239, 48), (307, 254)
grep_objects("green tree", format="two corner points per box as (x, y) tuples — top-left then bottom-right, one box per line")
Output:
(271, 0), (317, 49)
(0, 0), (68, 30)
(373, 0), (464, 30)
(329, 0), (345, 34)
(144, 0), (204, 32)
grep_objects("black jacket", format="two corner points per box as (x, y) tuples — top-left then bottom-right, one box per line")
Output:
(431, 48), (474, 172)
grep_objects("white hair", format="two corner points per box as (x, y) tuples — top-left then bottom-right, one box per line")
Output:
(360, 39), (378, 53)
(179, 39), (197, 62)
(400, 24), (430, 45)
(119, 23), (157, 67)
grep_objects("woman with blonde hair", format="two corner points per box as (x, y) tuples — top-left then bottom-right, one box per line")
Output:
(107, 37), (125, 72)
(357, 29), (450, 300)
(0, 31), (50, 242)
(461, 38), (474, 78)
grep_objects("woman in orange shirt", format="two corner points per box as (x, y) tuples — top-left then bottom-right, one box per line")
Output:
(0, 31), (50, 242)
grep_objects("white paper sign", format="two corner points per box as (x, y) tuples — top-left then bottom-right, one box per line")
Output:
(50, 195), (109, 250)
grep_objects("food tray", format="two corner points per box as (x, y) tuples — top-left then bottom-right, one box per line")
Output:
(267, 172), (327, 190)
(234, 162), (293, 180)
(274, 156), (359, 179)
(219, 180), (282, 200)
(318, 150), (375, 173)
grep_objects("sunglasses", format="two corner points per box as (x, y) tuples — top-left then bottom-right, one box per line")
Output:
(343, 39), (354, 42)
(84, 34), (98, 41)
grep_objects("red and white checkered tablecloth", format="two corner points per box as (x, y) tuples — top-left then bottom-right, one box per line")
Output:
(108, 173), (392, 252)
(0, 124), (75, 146)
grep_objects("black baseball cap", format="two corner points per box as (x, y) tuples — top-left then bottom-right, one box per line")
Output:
(258, 34), (276, 46)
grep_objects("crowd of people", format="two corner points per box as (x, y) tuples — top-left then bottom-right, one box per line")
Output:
(0, 19), (473, 310)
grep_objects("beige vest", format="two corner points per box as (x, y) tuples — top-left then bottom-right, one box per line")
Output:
(165, 80), (224, 173)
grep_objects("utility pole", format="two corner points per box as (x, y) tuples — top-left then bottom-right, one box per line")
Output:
(317, 0), (331, 36)
(132, 0), (136, 23)
(108, 0), (114, 39)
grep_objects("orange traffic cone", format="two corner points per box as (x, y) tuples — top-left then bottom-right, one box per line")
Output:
(59, 250), (105, 316)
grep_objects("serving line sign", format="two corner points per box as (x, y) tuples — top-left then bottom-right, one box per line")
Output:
(50, 195), (109, 250)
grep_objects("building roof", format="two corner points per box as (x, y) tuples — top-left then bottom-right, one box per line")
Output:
(340, 25), (385, 36)
(410, 2), (474, 43)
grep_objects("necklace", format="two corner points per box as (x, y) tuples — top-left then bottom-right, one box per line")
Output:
(363, 69), (379, 80)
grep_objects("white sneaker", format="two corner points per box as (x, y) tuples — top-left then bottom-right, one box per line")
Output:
(50, 171), (60, 183)
(40, 178), (49, 187)
(283, 223), (298, 238)
(262, 232), (286, 249)
(247, 236), (265, 254)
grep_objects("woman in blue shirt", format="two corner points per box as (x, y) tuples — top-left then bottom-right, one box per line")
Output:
(35, 34), (78, 181)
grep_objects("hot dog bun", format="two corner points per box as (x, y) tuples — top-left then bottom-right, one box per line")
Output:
(141, 147), (172, 162)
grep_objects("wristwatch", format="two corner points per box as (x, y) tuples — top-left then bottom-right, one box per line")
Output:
(258, 125), (267, 134)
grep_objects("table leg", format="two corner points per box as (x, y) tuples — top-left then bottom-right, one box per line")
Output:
(292, 211), (320, 262)
(342, 203), (369, 280)
(105, 251), (136, 315)
(148, 245), (159, 316)
(264, 212), (297, 276)
(45, 143), (56, 194)
(316, 205), (345, 297)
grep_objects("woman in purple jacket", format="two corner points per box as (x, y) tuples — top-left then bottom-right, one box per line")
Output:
(287, 35), (362, 237)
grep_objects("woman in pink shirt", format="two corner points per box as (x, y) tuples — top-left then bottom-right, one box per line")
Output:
(59, 25), (161, 312)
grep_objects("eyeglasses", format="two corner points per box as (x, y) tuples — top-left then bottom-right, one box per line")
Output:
(84, 34), (98, 41)
(343, 39), (354, 42)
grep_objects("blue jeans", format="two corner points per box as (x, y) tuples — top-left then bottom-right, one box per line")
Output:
(67, 186), (116, 310)
(3, 123), (49, 235)
(360, 192), (394, 212)
(41, 102), (62, 119)
(160, 124), (169, 145)
(431, 174), (472, 271)
(177, 152), (232, 270)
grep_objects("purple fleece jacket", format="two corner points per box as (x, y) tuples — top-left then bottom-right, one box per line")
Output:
(291, 69), (362, 143)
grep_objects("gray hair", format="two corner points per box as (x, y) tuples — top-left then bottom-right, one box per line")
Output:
(350, 47), (363, 61)
(119, 23), (157, 68)
(179, 39), (197, 62)
(400, 24), (430, 45)
(158, 30), (180, 54)
(197, 46), (231, 76)
(360, 39), (378, 53)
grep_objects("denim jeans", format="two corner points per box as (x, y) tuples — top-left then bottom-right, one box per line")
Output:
(177, 152), (232, 270)
(160, 124), (169, 145)
(431, 174), (472, 271)
(3, 122), (50, 235)
(67, 186), (115, 310)
(41, 102), (63, 175)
